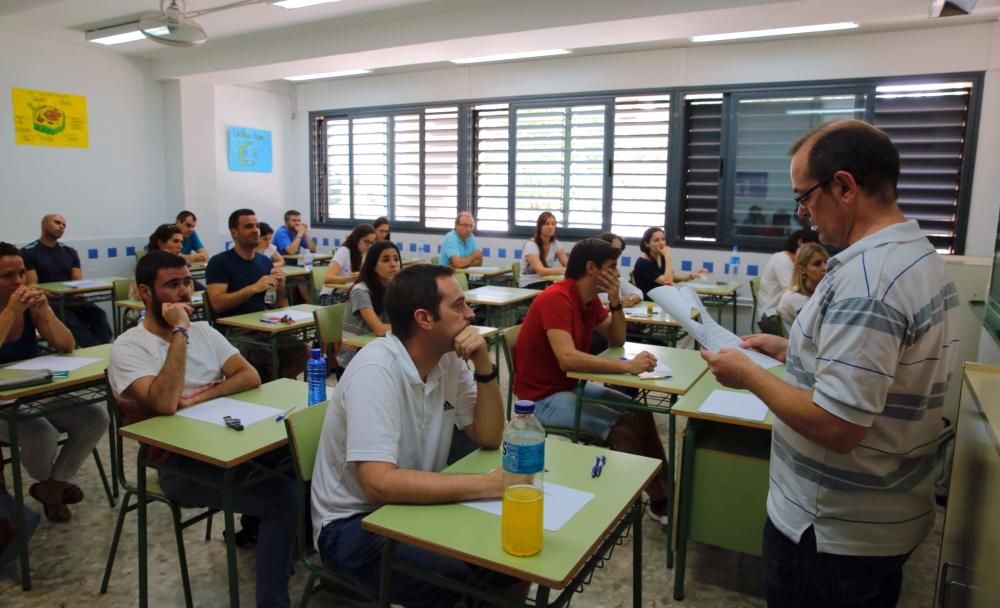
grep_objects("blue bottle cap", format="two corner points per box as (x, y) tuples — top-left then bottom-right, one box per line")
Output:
(513, 400), (535, 415)
(310, 348), (323, 359)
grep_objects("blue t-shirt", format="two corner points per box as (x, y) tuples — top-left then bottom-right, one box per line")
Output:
(20, 240), (80, 283)
(181, 230), (205, 255)
(0, 311), (39, 364)
(438, 230), (478, 266)
(272, 225), (299, 255)
(205, 249), (274, 318)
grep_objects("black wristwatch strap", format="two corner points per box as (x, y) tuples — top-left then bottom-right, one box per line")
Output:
(473, 363), (499, 383)
(608, 302), (624, 312)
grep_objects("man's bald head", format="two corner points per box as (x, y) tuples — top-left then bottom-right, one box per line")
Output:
(40, 214), (67, 241)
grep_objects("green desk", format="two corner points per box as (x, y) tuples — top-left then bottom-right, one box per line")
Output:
(464, 286), (540, 329)
(456, 265), (515, 287)
(35, 276), (128, 320)
(119, 378), (309, 608)
(0, 344), (114, 591)
(622, 306), (687, 347)
(363, 438), (661, 608)
(670, 366), (782, 600)
(282, 252), (333, 267)
(566, 343), (708, 570)
(188, 261), (207, 283)
(688, 280), (741, 333)
(215, 304), (319, 380)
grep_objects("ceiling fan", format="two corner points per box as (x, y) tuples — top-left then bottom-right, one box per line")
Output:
(138, 0), (324, 47)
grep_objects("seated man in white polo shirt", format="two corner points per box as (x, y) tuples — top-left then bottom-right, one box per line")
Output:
(311, 263), (524, 606)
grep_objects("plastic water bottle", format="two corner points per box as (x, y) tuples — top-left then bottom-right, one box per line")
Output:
(307, 348), (327, 406)
(302, 248), (313, 273)
(264, 287), (277, 305)
(729, 245), (741, 280)
(501, 400), (545, 557)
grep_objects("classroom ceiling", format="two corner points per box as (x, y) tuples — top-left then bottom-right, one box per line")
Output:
(3, 0), (999, 84)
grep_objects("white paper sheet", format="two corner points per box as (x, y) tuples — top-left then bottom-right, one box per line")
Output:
(623, 305), (662, 317)
(698, 389), (769, 422)
(192, 293), (203, 304)
(461, 482), (594, 531)
(464, 266), (502, 274)
(62, 279), (106, 288)
(176, 397), (284, 427)
(7, 356), (101, 373)
(468, 286), (510, 298)
(262, 309), (314, 323)
(648, 286), (782, 369)
(619, 355), (673, 379)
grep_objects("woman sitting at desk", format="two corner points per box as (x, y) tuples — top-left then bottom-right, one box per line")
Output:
(148, 224), (207, 291)
(254, 222), (285, 268)
(519, 211), (568, 289)
(320, 223), (376, 305)
(776, 243), (828, 335)
(337, 241), (401, 376)
(633, 226), (706, 299)
(0, 241), (107, 523)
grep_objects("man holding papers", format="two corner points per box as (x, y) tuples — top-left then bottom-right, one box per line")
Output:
(311, 264), (523, 606)
(700, 120), (959, 608)
(0, 241), (107, 523)
(109, 251), (296, 608)
(513, 238), (673, 524)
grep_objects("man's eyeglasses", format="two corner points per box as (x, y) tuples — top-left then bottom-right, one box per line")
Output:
(794, 177), (832, 210)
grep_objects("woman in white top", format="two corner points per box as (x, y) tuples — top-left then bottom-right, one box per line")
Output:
(255, 222), (285, 268)
(758, 228), (818, 325)
(519, 211), (568, 289)
(319, 223), (376, 305)
(777, 242), (828, 334)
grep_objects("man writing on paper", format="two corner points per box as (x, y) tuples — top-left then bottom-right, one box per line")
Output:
(109, 251), (297, 608)
(311, 263), (525, 606)
(700, 120), (959, 607)
(206, 208), (306, 379)
(513, 238), (673, 524)
(0, 241), (107, 524)
(21, 213), (112, 346)
(438, 211), (483, 269)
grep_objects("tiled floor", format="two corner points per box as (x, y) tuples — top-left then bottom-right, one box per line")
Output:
(1, 370), (943, 607)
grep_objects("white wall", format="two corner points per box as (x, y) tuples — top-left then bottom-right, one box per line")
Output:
(0, 30), (167, 275)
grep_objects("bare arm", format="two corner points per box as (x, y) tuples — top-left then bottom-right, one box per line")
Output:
(357, 307), (391, 336)
(453, 327), (505, 449)
(121, 332), (189, 416)
(555, 248), (569, 267)
(178, 353), (260, 408)
(324, 262), (357, 286)
(30, 297), (74, 352)
(70, 267), (83, 281)
(25, 270), (39, 285)
(206, 275), (275, 314)
(546, 328), (653, 375)
(525, 254), (565, 277)
(448, 251), (483, 269)
(357, 461), (503, 505)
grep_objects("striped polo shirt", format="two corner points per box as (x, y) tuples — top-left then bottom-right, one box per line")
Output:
(771, 219), (960, 556)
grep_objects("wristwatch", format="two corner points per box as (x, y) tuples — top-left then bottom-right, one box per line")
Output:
(473, 364), (499, 383)
(608, 301), (624, 312)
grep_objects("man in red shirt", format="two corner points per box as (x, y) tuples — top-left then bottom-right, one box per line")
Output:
(513, 238), (672, 522)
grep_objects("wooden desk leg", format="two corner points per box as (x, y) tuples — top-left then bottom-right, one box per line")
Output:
(633, 499), (643, 607)
(673, 420), (699, 601)
(8, 414), (31, 590)
(222, 468), (241, 608)
(378, 538), (396, 608)
(137, 445), (148, 608)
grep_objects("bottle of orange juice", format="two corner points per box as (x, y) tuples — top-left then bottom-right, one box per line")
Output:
(501, 400), (545, 557)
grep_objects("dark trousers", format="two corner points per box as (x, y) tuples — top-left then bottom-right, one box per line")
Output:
(762, 517), (912, 608)
(61, 302), (112, 346)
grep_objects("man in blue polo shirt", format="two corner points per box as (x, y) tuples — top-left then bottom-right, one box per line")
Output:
(21, 213), (112, 347)
(438, 212), (483, 268)
(175, 210), (208, 264)
(206, 208), (306, 379)
(272, 210), (316, 258)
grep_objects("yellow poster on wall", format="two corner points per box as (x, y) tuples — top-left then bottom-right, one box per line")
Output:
(11, 88), (88, 148)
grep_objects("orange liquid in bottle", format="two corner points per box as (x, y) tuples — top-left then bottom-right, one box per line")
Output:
(501, 485), (543, 556)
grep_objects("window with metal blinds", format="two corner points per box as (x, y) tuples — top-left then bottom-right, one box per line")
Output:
(472, 103), (511, 232)
(873, 82), (973, 254)
(610, 95), (670, 238)
(678, 94), (723, 242)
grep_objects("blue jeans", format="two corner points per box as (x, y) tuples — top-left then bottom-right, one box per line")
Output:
(158, 454), (298, 608)
(318, 513), (517, 608)
(762, 517), (912, 608)
(532, 382), (631, 442)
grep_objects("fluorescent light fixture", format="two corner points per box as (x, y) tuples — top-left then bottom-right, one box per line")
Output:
(450, 49), (571, 64)
(284, 69), (371, 81)
(691, 22), (858, 43)
(272, 0), (342, 8)
(86, 23), (167, 45)
(876, 82), (972, 93)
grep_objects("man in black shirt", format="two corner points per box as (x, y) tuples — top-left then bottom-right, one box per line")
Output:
(21, 214), (112, 347)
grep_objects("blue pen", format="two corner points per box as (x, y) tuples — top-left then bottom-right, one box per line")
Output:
(591, 455), (607, 478)
(51, 371), (69, 378)
(274, 403), (299, 422)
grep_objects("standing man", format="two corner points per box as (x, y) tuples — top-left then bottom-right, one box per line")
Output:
(513, 238), (672, 522)
(21, 213), (112, 346)
(206, 209), (306, 379)
(175, 210), (208, 263)
(438, 212), (483, 268)
(311, 264), (524, 605)
(109, 251), (296, 608)
(272, 210), (316, 257)
(701, 120), (960, 607)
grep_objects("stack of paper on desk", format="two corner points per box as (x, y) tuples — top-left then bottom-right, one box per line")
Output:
(648, 285), (782, 370)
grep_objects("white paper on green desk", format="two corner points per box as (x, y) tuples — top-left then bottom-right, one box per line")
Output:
(648, 286), (782, 370)
(461, 482), (594, 531)
(62, 279), (106, 288)
(7, 356), (101, 373)
(262, 309), (314, 322)
(623, 305), (662, 316)
(177, 397), (283, 427)
(468, 286), (509, 298)
(465, 266), (502, 273)
(698, 389), (769, 422)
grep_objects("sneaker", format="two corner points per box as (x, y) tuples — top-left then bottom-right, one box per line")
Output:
(647, 498), (670, 526)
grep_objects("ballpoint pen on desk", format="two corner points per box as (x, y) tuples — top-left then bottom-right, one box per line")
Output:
(50, 370), (69, 378)
(274, 403), (299, 422)
(591, 455), (606, 478)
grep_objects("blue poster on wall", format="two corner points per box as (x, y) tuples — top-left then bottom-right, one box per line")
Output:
(227, 126), (272, 173)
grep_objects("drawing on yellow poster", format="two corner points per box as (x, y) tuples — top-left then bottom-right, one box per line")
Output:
(11, 88), (88, 148)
